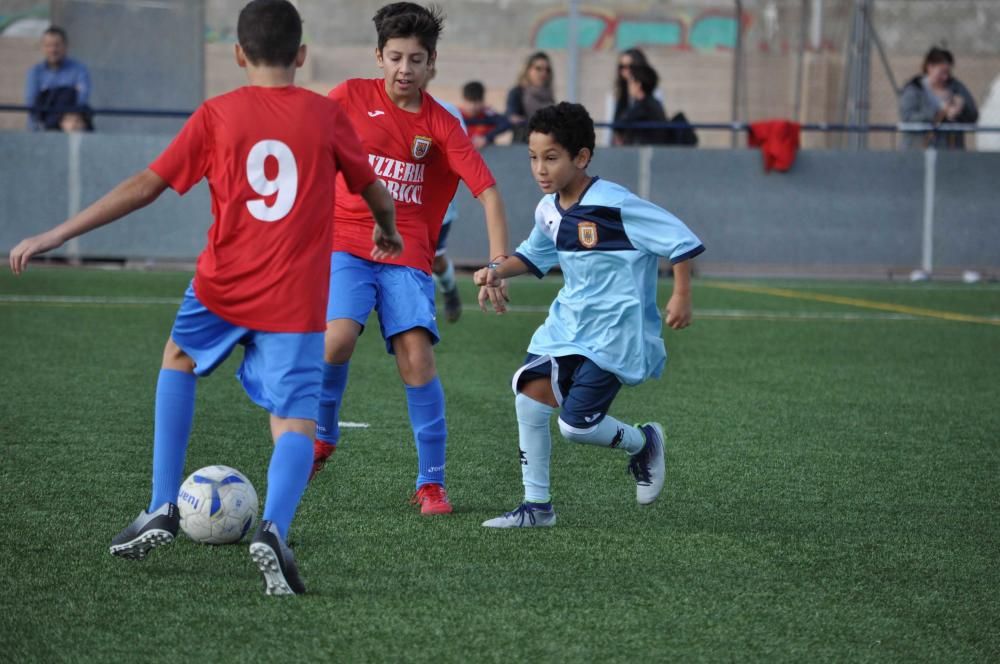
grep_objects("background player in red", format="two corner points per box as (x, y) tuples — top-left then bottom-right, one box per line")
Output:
(312, 2), (510, 515)
(8, 0), (401, 595)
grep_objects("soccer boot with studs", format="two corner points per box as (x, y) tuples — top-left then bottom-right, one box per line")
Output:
(109, 502), (179, 560)
(629, 422), (666, 505)
(309, 439), (337, 482)
(482, 502), (556, 528)
(249, 520), (306, 596)
(410, 483), (453, 515)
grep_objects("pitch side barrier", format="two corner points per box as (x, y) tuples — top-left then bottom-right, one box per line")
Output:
(3, 103), (999, 137)
(1, 114), (998, 277)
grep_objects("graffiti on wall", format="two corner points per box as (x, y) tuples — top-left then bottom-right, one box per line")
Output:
(531, 8), (752, 53)
(0, 5), (48, 37)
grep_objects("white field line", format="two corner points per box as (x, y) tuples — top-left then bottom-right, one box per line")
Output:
(3, 294), (995, 323)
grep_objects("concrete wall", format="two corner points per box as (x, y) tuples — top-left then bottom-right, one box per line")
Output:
(2, 131), (997, 275)
(5, 0), (1000, 147)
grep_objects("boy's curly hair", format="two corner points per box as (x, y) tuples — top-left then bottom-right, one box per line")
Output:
(528, 102), (596, 163)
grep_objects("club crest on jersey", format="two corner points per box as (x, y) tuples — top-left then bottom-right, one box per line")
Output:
(578, 222), (598, 248)
(411, 135), (432, 160)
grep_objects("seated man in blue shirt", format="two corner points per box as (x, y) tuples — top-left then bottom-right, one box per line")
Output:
(24, 26), (92, 131)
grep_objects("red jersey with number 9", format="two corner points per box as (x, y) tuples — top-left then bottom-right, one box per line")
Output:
(329, 78), (496, 273)
(149, 85), (375, 332)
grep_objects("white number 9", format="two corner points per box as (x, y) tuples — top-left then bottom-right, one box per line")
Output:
(245, 140), (298, 222)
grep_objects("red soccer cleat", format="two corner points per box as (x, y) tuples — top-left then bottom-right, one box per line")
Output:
(309, 440), (337, 482)
(409, 483), (453, 515)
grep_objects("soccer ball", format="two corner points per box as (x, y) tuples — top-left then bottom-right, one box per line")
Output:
(178, 465), (259, 544)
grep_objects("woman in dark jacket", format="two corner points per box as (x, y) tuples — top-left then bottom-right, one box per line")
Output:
(612, 48), (652, 144)
(899, 46), (979, 150)
(618, 64), (670, 145)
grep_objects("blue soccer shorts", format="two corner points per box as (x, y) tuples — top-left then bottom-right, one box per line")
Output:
(512, 353), (623, 428)
(434, 219), (452, 257)
(326, 251), (440, 354)
(170, 282), (323, 420)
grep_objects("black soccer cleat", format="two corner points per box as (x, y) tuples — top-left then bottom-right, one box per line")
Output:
(109, 503), (179, 561)
(249, 520), (306, 596)
(443, 285), (462, 323)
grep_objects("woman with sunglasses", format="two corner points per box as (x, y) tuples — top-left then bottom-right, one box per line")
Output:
(505, 51), (556, 143)
(610, 48), (656, 145)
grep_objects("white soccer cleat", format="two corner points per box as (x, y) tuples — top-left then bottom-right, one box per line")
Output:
(629, 423), (665, 505)
(482, 503), (557, 528)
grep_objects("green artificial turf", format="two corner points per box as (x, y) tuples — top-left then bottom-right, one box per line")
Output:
(1, 267), (997, 662)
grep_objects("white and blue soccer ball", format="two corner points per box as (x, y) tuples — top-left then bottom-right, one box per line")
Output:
(178, 465), (259, 545)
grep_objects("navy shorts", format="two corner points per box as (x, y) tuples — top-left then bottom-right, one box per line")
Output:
(512, 353), (623, 429)
(170, 283), (323, 420)
(326, 251), (440, 355)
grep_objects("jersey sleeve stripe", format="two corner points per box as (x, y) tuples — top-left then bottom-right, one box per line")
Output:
(514, 251), (546, 279)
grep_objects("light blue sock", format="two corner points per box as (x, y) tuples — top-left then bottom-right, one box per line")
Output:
(317, 361), (349, 445)
(149, 369), (197, 512)
(405, 377), (447, 488)
(262, 431), (313, 541)
(434, 258), (456, 293)
(515, 393), (554, 504)
(557, 415), (645, 454)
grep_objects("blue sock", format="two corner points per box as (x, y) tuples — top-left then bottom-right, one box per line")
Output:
(262, 431), (313, 541)
(317, 361), (349, 445)
(149, 369), (197, 512)
(405, 377), (447, 488)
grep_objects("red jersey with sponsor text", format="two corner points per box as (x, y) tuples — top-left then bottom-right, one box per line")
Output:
(329, 78), (496, 273)
(149, 85), (375, 332)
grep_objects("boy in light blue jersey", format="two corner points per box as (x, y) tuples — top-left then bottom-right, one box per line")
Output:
(474, 102), (704, 528)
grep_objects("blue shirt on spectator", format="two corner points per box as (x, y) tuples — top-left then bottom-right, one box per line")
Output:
(24, 57), (91, 130)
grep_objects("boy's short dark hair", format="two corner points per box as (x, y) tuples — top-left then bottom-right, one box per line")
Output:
(44, 26), (68, 42)
(237, 0), (302, 67)
(923, 46), (955, 72)
(528, 102), (595, 161)
(462, 81), (485, 102)
(373, 2), (444, 56)
(628, 63), (658, 96)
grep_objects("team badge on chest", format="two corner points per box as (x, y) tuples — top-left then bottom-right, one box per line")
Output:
(412, 135), (432, 160)
(578, 221), (598, 248)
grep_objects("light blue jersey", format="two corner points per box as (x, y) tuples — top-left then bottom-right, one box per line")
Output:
(513, 177), (704, 385)
(435, 98), (466, 227)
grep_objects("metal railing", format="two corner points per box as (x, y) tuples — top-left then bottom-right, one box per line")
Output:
(3, 103), (998, 141)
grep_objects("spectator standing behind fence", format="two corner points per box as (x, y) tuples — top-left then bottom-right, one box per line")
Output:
(899, 46), (978, 150)
(460, 80), (509, 149)
(611, 48), (654, 145)
(505, 51), (555, 143)
(24, 26), (92, 132)
(617, 64), (670, 146)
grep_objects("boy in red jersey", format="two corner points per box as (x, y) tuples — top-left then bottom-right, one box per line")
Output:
(8, 0), (401, 595)
(311, 2), (510, 515)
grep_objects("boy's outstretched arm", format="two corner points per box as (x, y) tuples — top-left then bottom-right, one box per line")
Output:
(361, 180), (404, 260)
(665, 259), (693, 330)
(9, 168), (168, 275)
(476, 185), (511, 312)
(473, 255), (529, 313)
